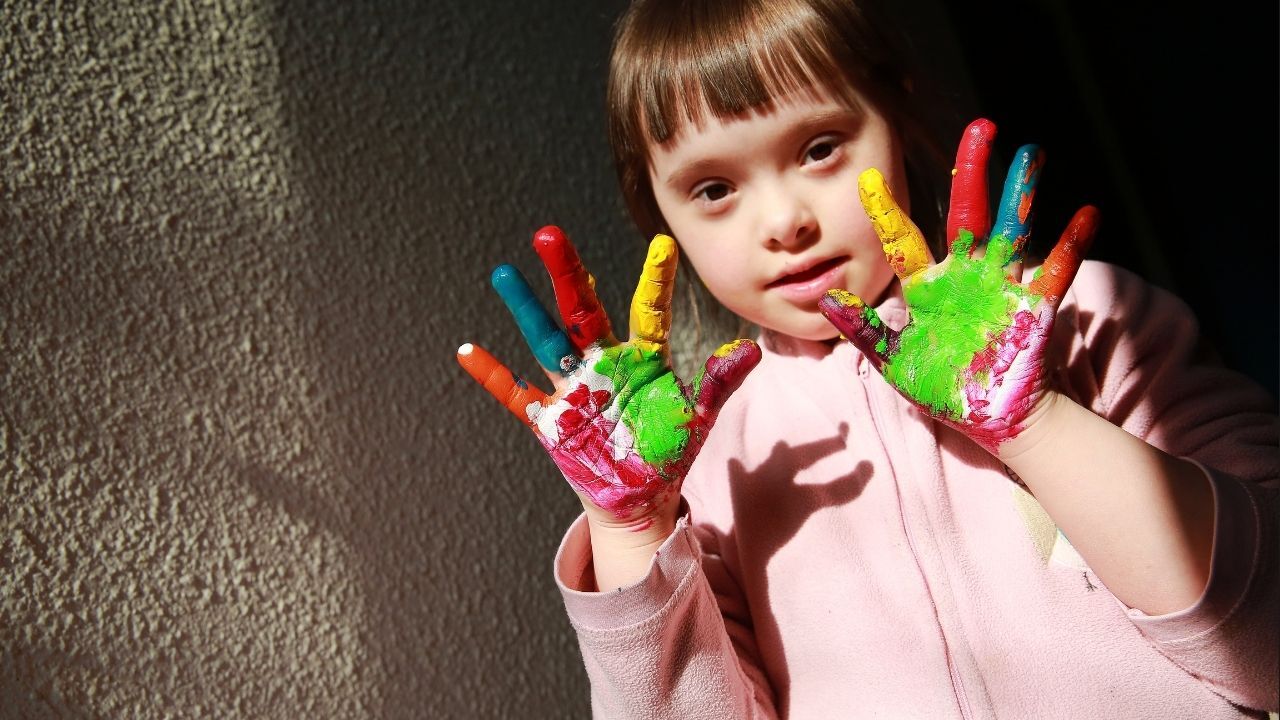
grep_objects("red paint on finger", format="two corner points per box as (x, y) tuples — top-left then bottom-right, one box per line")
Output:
(533, 225), (613, 348)
(947, 118), (996, 243)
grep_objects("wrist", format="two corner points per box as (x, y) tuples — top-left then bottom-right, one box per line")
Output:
(996, 389), (1069, 463)
(583, 500), (679, 548)
(581, 497), (682, 592)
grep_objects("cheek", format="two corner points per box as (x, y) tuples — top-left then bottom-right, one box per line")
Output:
(679, 242), (745, 302)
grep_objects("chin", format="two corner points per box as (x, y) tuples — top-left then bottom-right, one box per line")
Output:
(786, 320), (842, 342)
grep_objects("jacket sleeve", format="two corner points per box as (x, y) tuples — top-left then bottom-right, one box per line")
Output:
(1056, 261), (1279, 710)
(555, 510), (778, 720)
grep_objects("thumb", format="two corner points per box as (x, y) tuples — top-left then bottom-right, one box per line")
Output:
(691, 339), (762, 426)
(819, 290), (897, 368)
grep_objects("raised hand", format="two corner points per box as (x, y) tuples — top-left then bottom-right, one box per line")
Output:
(458, 226), (761, 525)
(819, 119), (1099, 452)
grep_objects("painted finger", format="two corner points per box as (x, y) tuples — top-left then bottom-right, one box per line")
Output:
(819, 289), (899, 368)
(947, 118), (996, 245)
(989, 144), (1044, 267)
(859, 168), (931, 280)
(490, 264), (581, 375)
(1028, 205), (1099, 305)
(690, 339), (762, 427)
(456, 342), (549, 425)
(532, 225), (616, 350)
(630, 234), (678, 351)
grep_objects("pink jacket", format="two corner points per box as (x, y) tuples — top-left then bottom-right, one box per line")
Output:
(555, 262), (1279, 719)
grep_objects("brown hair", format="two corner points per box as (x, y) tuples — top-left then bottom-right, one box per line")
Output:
(607, 0), (953, 253)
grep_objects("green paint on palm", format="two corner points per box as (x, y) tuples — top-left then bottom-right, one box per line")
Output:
(886, 231), (1029, 418)
(593, 345), (692, 466)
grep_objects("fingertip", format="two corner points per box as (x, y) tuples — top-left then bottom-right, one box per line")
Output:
(965, 118), (997, 142)
(1011, 144), (1044, 175)
(490, 263), (522, 290)
(699, 339), (763, 412)
(819, 288), (865, 314)
(956, 119), (996, 166)
(532, 224), (567, 254)
(456, 341), (491, 376)
(1013, 143), (1040, 158)
(647, 233), (678, 262)
(1065, 205), (1101, 253)
(1075, 204), (1102, 229)
(713, 337), (762, 364)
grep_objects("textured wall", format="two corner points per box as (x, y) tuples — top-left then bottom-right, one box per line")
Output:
(1, 0), (633, 716)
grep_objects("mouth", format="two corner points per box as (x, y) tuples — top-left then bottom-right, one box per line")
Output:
(766, 255), (850, 289)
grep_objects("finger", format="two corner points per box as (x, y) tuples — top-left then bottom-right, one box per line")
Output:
(629, 234), (678, 352)
(456, 342), (549, 425)
(490, 264), (580, 375)
(1028, 205), (1099, 305)
(859, 167), (931, 280)
(532, 225), (616, 350)
(818, 289), (899, 368)
(989, 144), (1044, 267)
(690, 339), (762, 426)
(947, 118), (996, 244)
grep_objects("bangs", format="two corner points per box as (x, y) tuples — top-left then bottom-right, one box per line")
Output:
(607, 0), (947, 250)
(612, 0), (865, 147)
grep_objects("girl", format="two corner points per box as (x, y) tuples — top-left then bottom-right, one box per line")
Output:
(458, 0), (1278, 717)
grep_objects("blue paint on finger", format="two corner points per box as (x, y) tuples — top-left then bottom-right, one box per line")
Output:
(491, 264), (578, 374)
(992, 144), (1043, 263)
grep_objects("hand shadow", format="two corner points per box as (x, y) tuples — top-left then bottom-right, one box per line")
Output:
(717, 422), (872, 715)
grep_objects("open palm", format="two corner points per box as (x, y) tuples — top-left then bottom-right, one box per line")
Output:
(459, 227), (759, 522)
(820, 119), (1098, 451)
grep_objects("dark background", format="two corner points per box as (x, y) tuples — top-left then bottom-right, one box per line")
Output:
(942, 0), (1278, 400)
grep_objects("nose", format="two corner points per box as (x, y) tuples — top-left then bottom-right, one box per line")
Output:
(759, 182), (817, 250)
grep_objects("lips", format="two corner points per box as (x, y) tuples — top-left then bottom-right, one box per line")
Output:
(766, 256), (849, 288)
(764, 255), (851, 304)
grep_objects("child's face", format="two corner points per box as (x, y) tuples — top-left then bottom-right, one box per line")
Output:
(647, 84), (907, 341)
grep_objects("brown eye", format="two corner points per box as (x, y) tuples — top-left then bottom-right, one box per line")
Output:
(805, 142), (834, 164)
(697, 183), (730, 202)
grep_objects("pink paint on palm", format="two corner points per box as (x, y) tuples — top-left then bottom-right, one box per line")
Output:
(534, 383), (670, 518)
(960, 308), (1054, 451)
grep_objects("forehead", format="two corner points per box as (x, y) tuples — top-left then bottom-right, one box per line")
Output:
(646, 82), (868, 167)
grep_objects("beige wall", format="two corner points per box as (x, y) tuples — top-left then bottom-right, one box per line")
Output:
(1, 1), (635, 716)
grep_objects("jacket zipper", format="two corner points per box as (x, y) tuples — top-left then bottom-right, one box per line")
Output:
(858, 352), (973, 720)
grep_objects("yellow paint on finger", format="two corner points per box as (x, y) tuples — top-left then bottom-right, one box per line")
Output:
(631, 234), (678, 346)
(858, 168), (929, 279)
(713, 338), (751, 357)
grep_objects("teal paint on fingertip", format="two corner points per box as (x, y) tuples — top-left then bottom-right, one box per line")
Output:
(490, 264), (577, 373)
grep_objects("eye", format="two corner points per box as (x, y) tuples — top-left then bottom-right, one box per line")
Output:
(691, 181), (734, 209)
(802, 136), (843, 167)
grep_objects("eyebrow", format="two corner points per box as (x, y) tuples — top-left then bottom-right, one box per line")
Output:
(660, 106), (866, 193)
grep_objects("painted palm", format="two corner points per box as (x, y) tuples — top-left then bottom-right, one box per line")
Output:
(819, 119), (1098, 451)
(459, 227), (760, 520)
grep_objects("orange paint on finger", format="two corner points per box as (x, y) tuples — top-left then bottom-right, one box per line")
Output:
(1028, 206), (1098, 301)
(457, 343), (547, 423)
(1017, 188), (1034, 224)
